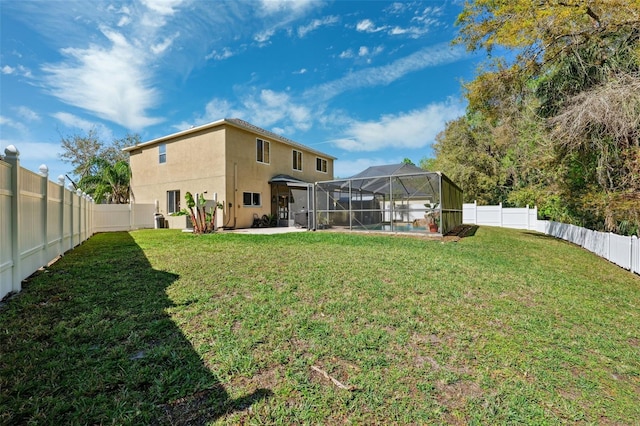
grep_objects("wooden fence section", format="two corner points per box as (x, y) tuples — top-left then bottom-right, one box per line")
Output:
(464, 201), (640, 276)
(1, 146), (156, 300)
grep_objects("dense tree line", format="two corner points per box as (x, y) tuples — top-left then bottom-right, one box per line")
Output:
(424, 0), (640, 235)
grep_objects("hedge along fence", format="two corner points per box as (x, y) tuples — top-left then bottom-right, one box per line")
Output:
(464, 201), (640, 276)
(0, 146), (156, 300)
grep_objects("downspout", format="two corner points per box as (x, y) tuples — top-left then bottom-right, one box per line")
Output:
(223, 162), (237, 229)
(233, 162), (238, 228)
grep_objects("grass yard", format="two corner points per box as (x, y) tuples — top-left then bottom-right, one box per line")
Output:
(1, 227), (639, 424)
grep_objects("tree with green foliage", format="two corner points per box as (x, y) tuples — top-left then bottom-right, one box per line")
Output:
(430, 0), (640, 234)
(59, 130), (138, 180)
(60, 130), (139, 204)
(77, 158), (133, 204)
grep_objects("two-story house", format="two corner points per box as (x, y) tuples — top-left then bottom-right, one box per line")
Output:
(124, 118), (335, 229)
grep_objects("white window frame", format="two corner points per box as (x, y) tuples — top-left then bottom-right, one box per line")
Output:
(167, 190), (180, 213)
(256, 138), (270, 164)
(242, 192), (261, 207)
(293, 150), (303, 172)
(159, 143), (166, 164)
(316, 157), (328, 173)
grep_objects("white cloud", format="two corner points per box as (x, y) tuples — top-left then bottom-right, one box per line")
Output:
(52, 112), (114, 142)
(15, 106), (40, 122)
(206, 47), (236, 61)
(356, 19), (387, 33)
(253, 0), (322, 43)
(339, 49), (354, 59)
(141, 0), (183, 16)
(255, 28), (276, 43)
(358, 46), (369, 57)
(385, 2), (409, 14)
(293, 68), (307, 74)
(307, 43), (468, 102)
(151, 32), (180, 54)
(259, 0), (316, 16)
(179, 89), (313, 134)
(42, 27), (163, 130)
(297, 15), (339, 37)
(387, 5), (443, 38)
(0, 116), (28, 133)
(332, 99), (464, 152)
(117, 16), (132, 27)
(1, 64), (32, 77)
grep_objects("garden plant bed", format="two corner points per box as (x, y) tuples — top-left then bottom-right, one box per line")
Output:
(1, 227), (639, 424)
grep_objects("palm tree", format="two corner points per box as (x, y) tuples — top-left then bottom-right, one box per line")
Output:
(78, 157), (133, 204)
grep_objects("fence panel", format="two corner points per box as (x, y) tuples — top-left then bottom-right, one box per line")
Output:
(609, 233), (632, 270)
(132, 204), (156, 229)
(93, 204), (155, 232)
(19, 167), (48, 280)
(464, 202), (537, 230)
(476, 205), (502, 227)
(462, 203), (476, 224)
(502, 207), (529, 229)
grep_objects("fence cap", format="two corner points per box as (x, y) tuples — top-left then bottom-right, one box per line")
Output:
(4, 145), (19, 157)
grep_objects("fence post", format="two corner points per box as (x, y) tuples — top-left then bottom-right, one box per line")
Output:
(5, 145), (21, 293)
(130, 202), (134, 230)
(39, 164), (49, 266)
(67, 183), (74, 248)
(57, 176), (65, 256)
(470, 201), (480, 225)
(499, 202), (503, 227)
(633, 236), (639, 275)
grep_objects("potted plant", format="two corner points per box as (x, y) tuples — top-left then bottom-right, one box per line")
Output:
(425, 203), (440, 233)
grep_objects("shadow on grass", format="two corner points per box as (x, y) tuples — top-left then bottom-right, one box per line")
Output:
(0, 232), (270, 425)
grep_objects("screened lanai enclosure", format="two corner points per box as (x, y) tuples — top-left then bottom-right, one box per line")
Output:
(314, 164), (463, 235)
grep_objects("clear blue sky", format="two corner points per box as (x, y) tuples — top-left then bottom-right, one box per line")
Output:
(1, 0), (480, 181)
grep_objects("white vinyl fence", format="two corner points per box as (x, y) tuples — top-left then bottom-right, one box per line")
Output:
(464, 201), (640, 276)
(94, 203), (156, 232)
(1, 146), (155, 300)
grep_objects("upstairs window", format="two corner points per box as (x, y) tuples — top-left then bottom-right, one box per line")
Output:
(316, 157), (327, 173)
(159, 143), (166, 163)
(293, 150), (303, 171)
(158, 143), (167, 164)
(257, 139), (270, 164)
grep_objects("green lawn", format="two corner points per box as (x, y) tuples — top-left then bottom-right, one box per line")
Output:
(1, 227), (639, 424)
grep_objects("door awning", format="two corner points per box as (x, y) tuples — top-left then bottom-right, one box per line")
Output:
(269, 174), (310, 186)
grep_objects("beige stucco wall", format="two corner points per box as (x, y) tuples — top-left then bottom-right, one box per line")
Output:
(128, 121), (334, 229)
(129, 126), (227, 228)
(224, 126), (333, 228)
